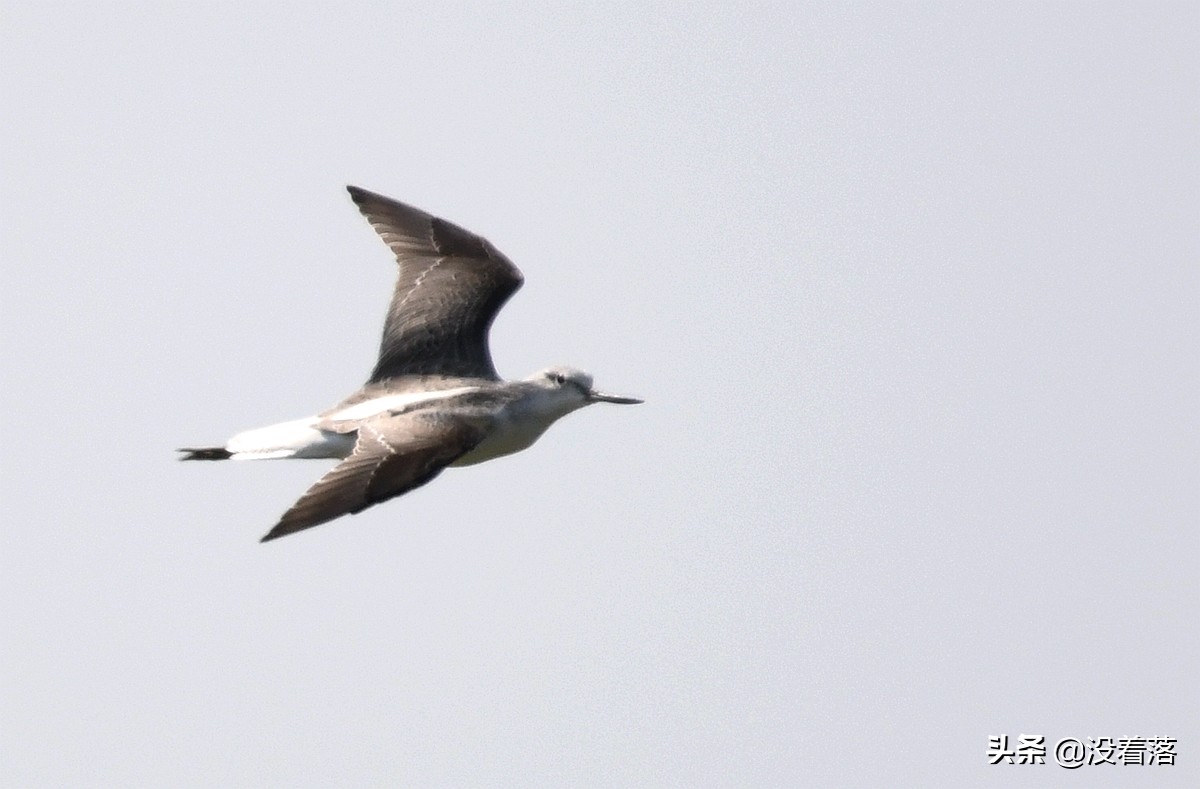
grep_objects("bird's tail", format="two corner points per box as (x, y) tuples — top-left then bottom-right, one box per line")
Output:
(177, 447), (233, 461)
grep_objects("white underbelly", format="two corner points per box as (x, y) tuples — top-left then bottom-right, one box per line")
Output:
(226, 416), (355, 460)
(451, 416), (552, 467)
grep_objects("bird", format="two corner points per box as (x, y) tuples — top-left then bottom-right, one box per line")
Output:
(180, 186), (642, 542)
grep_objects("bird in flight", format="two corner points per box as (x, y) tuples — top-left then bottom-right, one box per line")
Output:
(180, 186), (642, 542)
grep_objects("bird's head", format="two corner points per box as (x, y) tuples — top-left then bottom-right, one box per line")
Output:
(532, 365), (643, 409)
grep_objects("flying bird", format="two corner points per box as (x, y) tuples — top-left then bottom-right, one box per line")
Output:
(180, 186), (642, 542)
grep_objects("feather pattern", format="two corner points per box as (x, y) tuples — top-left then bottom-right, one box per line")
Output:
(260, 412), (487, 542)
(346, 186), (524, 382)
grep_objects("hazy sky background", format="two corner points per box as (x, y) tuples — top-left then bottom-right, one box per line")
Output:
(2, 3), (1196, 787)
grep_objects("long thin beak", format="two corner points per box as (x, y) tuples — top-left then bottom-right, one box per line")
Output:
(588, 389), (644, 405)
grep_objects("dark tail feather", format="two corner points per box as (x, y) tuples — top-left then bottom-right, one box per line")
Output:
(178, 447), (232, 461)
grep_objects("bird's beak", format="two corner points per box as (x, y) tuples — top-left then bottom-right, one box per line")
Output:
(588, 389), (644, 405)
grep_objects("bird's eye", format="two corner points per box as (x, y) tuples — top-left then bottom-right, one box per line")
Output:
(548, 372), (565, 385)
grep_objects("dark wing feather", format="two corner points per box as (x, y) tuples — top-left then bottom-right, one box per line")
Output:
(347, 186), (524, 382)
(259, 414), (486, 542)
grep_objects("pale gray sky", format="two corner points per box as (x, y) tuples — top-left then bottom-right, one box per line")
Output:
(2, 3), (1197, 787)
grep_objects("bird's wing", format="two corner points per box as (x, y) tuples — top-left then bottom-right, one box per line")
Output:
(259, 412), (487, 542)
(347, 186), (524, 382)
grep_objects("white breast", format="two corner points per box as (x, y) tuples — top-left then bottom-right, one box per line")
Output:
(452, 414), (557, 466)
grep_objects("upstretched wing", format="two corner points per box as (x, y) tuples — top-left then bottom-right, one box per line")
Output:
(347, 186), (524, 383)
(259, 413), (486, 542)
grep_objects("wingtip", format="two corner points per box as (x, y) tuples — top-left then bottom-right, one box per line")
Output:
(260, 520), (307, 543)
(259, 524), (289, 543)
(345, 184), (373, 203)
